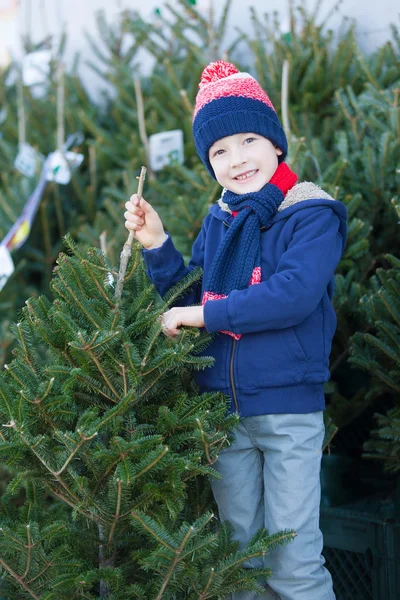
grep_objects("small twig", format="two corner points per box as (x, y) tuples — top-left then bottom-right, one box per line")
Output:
(179, 89), (194, 115)
(114, 166), (147, 302)
(196, 419), (213, 464)
(99, 231), (115, 287)
(88, 145), (97, 221)
(134, 78), (154, 180)
(108, 479), (123, 545)
(22, 524), (32, 580)
(281, 59), (290, 138)
(99, 231), (107, 255)
(17, 75), (26, 147)
(57, 62), (65, 152)
(55, 431), (98, 476)
(120, 364), (127, 396)
(154, 522), (203, 600)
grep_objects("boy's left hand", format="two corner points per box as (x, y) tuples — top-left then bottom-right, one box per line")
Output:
(160, 306), (205, 337)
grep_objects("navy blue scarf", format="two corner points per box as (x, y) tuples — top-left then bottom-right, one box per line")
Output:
(203, 163), (298, 298)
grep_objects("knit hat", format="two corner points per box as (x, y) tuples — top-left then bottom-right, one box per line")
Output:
(192, 60), (288, 178)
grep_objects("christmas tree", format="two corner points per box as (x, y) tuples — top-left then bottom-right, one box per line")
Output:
(349, 210), (400, 475)
(0, 214), (293, 598)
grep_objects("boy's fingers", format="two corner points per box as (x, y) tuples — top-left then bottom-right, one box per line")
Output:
(124, 211), (135, 221)
(129, 194), (145, 209)
(139, 198), (153, 213)
(125, 200), (144, 217)
(125, 200), (139, 212)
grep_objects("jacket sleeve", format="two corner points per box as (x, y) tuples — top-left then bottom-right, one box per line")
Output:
(142, 220), (207, 306)
(203, 208), (344, 334)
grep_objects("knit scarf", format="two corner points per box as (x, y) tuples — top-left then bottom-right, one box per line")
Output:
(202, 163), (298, 339)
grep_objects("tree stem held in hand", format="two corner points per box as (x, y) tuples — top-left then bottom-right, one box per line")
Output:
(115, 166), (147, 302)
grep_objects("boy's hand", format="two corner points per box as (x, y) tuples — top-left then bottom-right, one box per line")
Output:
(160, 306), (205, 337)
(125, 194), (168, 250)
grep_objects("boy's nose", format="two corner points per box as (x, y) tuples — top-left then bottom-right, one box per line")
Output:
(230, 150), (246, 168)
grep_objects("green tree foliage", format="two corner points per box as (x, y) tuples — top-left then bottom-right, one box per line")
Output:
(0, 236), (293, 598)
(350, 251), (400, 473)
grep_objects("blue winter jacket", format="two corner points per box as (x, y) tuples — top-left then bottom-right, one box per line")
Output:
(142, 182), (348, 417)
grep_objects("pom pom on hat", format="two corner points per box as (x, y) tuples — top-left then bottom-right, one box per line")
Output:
(199, 60), (239, 87)
(192, 60), (288, 178)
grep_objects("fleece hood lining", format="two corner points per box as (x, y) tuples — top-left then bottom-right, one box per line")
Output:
(217, 181), (335, 214)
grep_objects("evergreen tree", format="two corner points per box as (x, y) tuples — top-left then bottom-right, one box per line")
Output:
(349, 206), (400, 475)
(0, 233), (293, 598)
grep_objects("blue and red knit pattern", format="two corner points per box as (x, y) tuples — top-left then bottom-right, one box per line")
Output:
(192, 61), (288, 178)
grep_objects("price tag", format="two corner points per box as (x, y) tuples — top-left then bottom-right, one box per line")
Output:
(0, 245), (15, 292)
(149, 130), (184, 172)
(14, 143), (43, 178)
(22, 50), (52, 86)
(45, 150), (84, 185)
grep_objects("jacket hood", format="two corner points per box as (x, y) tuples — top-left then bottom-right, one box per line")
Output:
(208, 181), (348, 251)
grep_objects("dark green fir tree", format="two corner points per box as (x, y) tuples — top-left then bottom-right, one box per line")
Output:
(349, 213), (400, 475)
(0, 220), (293, 598)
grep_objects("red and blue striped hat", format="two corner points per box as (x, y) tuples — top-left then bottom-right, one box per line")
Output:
(192, 60), (288, 178)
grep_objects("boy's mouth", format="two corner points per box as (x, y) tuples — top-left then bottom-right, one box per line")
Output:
(234, 169), (258, 181)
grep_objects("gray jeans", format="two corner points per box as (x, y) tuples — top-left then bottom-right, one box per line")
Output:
(211, 412), (335, 600)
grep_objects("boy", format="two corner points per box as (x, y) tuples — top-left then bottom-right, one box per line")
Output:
(125, 61), (347, 600)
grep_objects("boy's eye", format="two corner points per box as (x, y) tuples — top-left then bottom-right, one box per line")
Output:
(244, 137), (255, 144)
(214, 149), (225, 157)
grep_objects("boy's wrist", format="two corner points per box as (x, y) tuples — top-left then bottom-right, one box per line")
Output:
(145, 233), (168, 250)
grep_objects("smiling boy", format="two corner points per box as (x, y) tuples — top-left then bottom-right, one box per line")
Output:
(209, 133), (282, 194)
(125, 61), (347, 600)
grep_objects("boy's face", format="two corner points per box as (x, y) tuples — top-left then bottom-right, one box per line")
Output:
(208, 132), (283, 194)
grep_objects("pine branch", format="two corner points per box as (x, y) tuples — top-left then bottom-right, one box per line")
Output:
(0, 557), (41, 600)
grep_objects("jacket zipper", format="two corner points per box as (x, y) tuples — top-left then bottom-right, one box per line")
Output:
(223, 220), (240, 412)
(230, 338), (239, 413)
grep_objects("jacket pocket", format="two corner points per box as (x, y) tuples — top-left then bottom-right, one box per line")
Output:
(284, 326), (310, 364)
(236, 327), (310, 389)
(193, 334), (230, 391)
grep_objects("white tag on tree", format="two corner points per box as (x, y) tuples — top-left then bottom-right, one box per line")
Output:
(149, 130), (184, 171)
(0, 245), (15, 292)
(14, 143), (42, 178)
(45, 150), (84, 185)
(22, 50), (52, 86)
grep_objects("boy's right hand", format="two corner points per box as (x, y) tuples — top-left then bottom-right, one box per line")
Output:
(124, 194), (168, 250)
